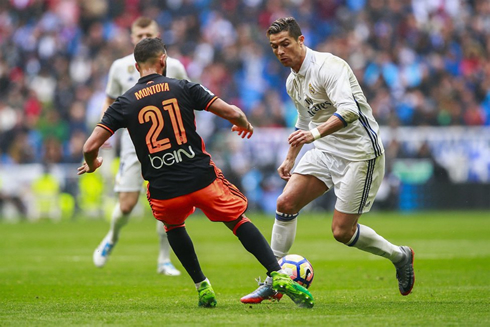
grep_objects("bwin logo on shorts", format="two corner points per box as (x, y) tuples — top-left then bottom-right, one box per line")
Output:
(149, 145), (196, 169)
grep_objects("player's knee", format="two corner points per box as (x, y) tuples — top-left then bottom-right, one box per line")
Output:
(276, 194), (300, 214)
(118, 192), (139, 214)
(119, 201), (135, 215)
(224, 215), (251, 234)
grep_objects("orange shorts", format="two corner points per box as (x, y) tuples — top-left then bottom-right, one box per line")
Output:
(148, 176), (248, 232)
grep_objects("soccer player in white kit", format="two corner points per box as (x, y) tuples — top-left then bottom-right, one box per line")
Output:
(93, 17), (188, 276)
(241, 17), (415, 303)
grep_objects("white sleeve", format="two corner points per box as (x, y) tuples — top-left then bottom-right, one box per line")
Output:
(173, 60), (189, 81)
(105, 61), (121, 99)
(321, 58), (359, 122)
(167, 57), (189, 81)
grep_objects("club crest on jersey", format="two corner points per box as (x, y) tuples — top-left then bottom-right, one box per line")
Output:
(127, 66), (135, 73)
(309, 83), (315, 94)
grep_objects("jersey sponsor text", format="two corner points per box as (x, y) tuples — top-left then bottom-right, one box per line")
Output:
(305, 97), (332, 117)
(148, 145), (196, 169)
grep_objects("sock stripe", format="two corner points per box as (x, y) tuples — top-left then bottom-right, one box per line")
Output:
(348, 223), (361, 247)
(275, 211), (299, 221)
(232, 216), (251, 235)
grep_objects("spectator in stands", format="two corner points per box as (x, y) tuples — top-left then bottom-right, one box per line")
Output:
(1, 0), (489, 209)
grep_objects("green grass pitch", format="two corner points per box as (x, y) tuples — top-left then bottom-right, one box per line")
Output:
(1, 211), (489, 326)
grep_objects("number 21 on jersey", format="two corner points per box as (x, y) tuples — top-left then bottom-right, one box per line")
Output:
(138, 98), (187, 154)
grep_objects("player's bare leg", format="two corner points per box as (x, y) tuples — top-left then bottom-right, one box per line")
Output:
(272, 174), (327, 257)
(93, 191), (138, 267)
(334, 210), (414, 295)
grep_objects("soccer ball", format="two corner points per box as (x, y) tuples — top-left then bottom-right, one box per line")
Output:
(278, 254), (314, 288)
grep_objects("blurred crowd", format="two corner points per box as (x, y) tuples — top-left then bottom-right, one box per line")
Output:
(0, 0), (487, 201)
(1, 0), (489, 166)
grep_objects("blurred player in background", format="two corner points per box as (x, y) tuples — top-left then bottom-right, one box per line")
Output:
(93, 17), (188, 276)
(78, 37), (314, 308)
(241, 17), (415, 304)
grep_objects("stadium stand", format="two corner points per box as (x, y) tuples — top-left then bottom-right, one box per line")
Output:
(0, 0), (489, 215)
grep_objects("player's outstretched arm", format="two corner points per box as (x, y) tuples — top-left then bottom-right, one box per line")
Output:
(207, 98), (253, 139)
(78, 126), (112, 175)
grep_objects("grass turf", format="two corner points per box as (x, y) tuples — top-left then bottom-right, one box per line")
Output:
(1, 211), (489, 326)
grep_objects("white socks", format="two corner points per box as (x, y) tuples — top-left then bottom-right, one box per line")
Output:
(271, 212), (298, 259)
(157, 221), (171, 264)
(347, 224), (403, 263)
(271, 213), (403, 265)
(109, 203), (130, 244)
(109, 206), (172, 266)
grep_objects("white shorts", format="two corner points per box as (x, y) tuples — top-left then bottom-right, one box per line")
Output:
(293, 148), (385, 214)
(114, 131), (144, 193)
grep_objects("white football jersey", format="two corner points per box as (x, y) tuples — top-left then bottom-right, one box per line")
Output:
(287, 47), (384, 161)
(105, 53), (189, 158)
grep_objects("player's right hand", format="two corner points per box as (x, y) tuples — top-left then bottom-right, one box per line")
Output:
(231, 123), (253, 139)
(77, 157), (103, 175)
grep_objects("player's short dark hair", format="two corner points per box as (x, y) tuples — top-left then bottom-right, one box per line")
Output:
(134, 38), (166, 64)
(266, 17), (303, 39)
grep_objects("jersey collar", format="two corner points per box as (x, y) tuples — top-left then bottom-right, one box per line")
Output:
(138, 73), (162, 84)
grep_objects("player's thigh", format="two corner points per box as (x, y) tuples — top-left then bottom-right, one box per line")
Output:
(333, 154), (385, 214)
(147, 194), (195, 229)
(278, 173), (328, 212)
(280, 149), (330, 212)
(193, 177), (247, 222)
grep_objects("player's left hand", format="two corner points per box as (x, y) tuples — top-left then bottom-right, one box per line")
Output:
(277, 159), (295, 180)
(231, 123), (254, 139)
(288, 129), (314, 146)
(77, 157), (103, 175)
